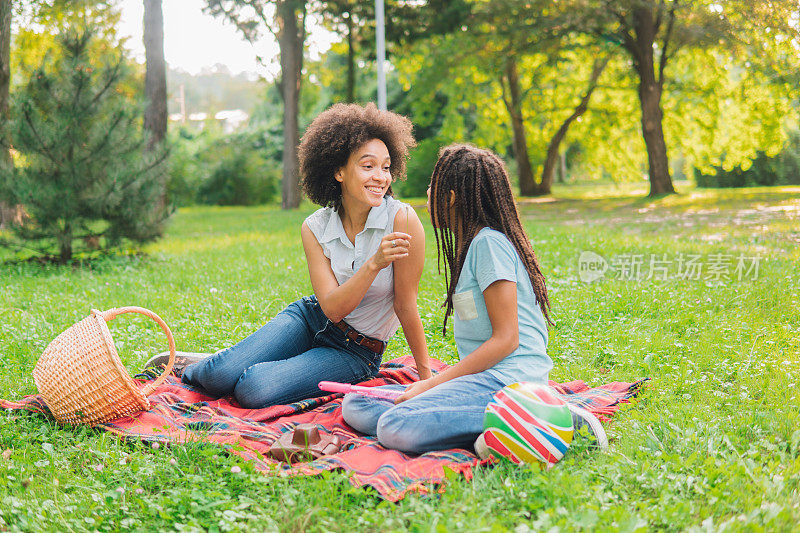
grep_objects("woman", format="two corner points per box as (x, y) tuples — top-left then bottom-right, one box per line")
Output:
(341, 144), (606, 454)
(176, 103), (431, 408)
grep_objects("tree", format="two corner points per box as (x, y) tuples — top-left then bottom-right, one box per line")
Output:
(537, 55), (608, 194)
(496, 50), (610, 195)
(548, 0), (799, 196)
(319, 0), (372, 103)
(143, 0), (169, 213)
(391, 0), (615, 196)
(0, 0), (22, 229)
(205, 0), (307, 209)
(0, 29), (168, 263)
(3, 1), (132, 228)
(609, 2), (679, 195)
(143, 0), (167, 150)
(318, 0), (469, 104)
(0, 0), (10, 150)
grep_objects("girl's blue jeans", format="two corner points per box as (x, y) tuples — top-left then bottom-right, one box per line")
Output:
(181, 296), (383, 409)
(341, 371), (513, 454)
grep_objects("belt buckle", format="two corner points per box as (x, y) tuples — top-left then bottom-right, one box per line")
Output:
(354, 332), (366, 345)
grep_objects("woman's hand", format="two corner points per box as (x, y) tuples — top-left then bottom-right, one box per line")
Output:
(395, 378), (437, 404)
(370, 232), (411, 270)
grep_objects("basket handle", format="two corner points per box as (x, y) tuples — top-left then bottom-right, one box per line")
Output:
(100, 306), (177, 395)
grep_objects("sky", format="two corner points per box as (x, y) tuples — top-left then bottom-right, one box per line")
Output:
(117, 0), (337, 79)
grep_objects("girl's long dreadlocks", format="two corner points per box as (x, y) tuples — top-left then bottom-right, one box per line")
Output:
(429, 144), (553, 334)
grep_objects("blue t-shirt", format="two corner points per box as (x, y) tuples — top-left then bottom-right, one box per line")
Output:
(452, 228), (552, 384)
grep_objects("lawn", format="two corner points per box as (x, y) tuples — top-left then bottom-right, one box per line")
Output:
(1, 185), (799, 531)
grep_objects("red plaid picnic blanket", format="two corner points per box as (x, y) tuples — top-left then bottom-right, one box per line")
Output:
(1, 356), (648, 501)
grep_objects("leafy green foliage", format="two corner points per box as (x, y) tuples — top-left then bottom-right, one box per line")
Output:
(395, 136), (442, 197)
(381, 0), (800, 196)
(198, 150), (278, 206)
(168, 126), (280, 207)
(0, 28), (168, 264)
(11, 0), (128, 88)
(695, 129), (800, 188)
(1, 185), (799, 530)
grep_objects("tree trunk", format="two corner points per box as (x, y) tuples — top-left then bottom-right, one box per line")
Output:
(0, 0), (9, 140)
(143, 0), (168, 218)
(502, 57), (536, 196)
(632, 7), (675, 196)
(539, 57), (608, 196)
(557, 150), (566, 184)
(0, 0), (12, 229)
(143, 0), (167, 150)
(277, 0), (304, 209)
(58, 223), (73, 264)
(346, 13), (355, 103)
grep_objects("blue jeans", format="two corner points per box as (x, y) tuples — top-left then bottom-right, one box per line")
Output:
(182, 296), (384, 408)
(341, 370), (512, 454)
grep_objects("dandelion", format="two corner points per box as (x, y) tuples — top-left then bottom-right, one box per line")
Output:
(90, 464), (103, 472)
(230, 465), (242, 473)
(135, 488), (144, 495)
(116, 487), (125, 495)
(151, 442), (160, 450)
(169, 458), (177, 465)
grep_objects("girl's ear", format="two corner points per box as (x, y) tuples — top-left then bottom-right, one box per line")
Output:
(334, 169), (344, 183)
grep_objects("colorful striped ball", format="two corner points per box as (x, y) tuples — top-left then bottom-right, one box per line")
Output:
(482, 382), (573, 466)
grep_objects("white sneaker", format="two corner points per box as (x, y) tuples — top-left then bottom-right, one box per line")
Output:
(474, 432), (492, 459)
(143, 351), (212, 377)
(567, 404), (609, 449)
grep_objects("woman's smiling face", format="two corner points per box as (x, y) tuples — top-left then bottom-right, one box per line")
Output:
(336, 138), (392, 208)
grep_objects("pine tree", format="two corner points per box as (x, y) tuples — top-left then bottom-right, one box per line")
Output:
(0, 28), (169, 264)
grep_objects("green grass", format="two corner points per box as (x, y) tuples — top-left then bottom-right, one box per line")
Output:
(1, 185), (799, 532)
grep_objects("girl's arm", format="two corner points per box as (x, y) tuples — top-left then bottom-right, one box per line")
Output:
(392, 207), (431, 380)
(301, 222), (411, 323)
(395, 279), (518, 402)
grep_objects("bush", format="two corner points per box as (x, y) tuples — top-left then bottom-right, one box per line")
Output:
(695, 130), (800, 188)
(198, 151), (278, 206)
(168, 128), (279, 207)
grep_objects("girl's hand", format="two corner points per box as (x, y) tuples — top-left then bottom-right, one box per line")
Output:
(416, 365), (432, 381)
(370, 232), (411, 270)
(395, 378), (436, 404)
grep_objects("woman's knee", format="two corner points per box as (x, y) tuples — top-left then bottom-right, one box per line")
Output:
(233, 367), (280, 409)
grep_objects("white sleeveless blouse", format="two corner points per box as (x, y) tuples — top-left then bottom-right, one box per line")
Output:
(304, 196), (406, 341)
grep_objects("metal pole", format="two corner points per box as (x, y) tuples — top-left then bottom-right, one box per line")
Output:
(375, 0), (387, 110)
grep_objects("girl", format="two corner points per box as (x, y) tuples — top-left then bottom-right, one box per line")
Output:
(342, 144), (605, 453)
(170, 104), (431, 408)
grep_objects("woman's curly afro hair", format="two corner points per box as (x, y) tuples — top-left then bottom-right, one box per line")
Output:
(299, 103), (416, 211)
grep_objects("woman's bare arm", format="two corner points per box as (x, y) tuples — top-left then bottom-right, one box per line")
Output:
(301, 222), (411, 323)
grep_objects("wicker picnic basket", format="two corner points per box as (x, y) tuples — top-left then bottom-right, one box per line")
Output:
(32, 307), (176, 425)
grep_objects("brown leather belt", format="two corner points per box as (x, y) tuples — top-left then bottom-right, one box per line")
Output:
(332, 320), (386, 355)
